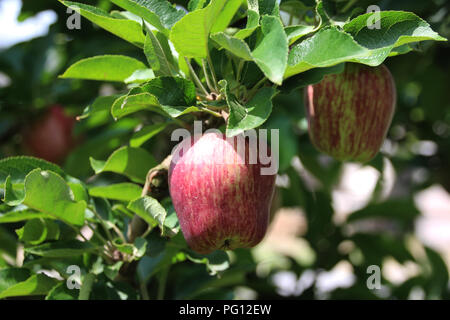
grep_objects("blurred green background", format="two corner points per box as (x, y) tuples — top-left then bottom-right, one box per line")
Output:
(0, 0), (449, 299)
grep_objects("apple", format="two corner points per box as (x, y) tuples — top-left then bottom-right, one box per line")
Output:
(23, 105), (76, 163)
(304, 63), (396, 162)
(168, 132), (277, 254)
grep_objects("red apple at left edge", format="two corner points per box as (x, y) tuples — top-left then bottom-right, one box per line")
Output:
(168, 132), (277, 254)
(23, 105), (77, 163)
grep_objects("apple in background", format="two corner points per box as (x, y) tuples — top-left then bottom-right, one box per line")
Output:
(304, 63), (397, 162)
(23, 105), (77, 163)
(168, 132), (277, 254)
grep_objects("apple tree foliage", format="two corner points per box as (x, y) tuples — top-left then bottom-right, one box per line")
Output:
(0, 0), (449, 299)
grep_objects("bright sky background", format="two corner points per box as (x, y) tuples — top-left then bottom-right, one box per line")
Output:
(0, 0), (57, 50)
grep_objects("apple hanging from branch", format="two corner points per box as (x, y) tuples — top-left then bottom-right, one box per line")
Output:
(168, 132), (277, 254)
(304, 63), (397, 162)
(23, 105), (77, 163)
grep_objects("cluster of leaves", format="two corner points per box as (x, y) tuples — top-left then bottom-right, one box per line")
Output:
(0, 0), (448, 300)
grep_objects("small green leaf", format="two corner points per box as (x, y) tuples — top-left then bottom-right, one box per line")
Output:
(285, 27), (369, 78)
(0, 268), (30, 293)
(60, 55), (147, 82)
(210, 0), (243, 34)
(213, 15), (288, 84)
(144, 29), (177, 76)
(20, 169), (86, 226)
(25, 240), (99, 258)
(220, 80), (277, 137)
(0, 274), (58, 299)
(46, 283), (78, 300)
(0, 210), (54, 224)
(110, 0), (185, 35)
(16, 219), (59, 245)
(170, 0), (226, 58)
(111, 77), (197, 119)
(125, 69), (155, 84)
(185, 250), (230, 275)
(0, 156), (65, 186)
(285, 25), (316, 44)
(127, 196), (166, 228)
(59, 1), (146, 47)
(130, 122), (169, 147)
(252, 15), (288, 85)
(104, 261), (124, 281)
(78, 95), (121, 120)
(234, 0), (259, 39)
(90, 146), (157, 184)
(88, 183), (142, 202)
(280, 63), (345, 93)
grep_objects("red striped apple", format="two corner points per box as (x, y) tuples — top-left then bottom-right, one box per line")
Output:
(168, 132), (276, 254)
(304, 63), (396, 162)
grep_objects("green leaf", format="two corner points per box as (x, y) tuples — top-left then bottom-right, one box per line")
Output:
(60, 55), (147, 82)
(144, 29), (177, 76)
(0, 268), (30, 293)
(220, 80), (277, 137)
(110, 0), (185, 35)
(127, 196), (166, 228)
(104, 261), (124, 281)
(286, 12), (447, 78)
(25, 240), (99, 258)
(111, 93), (165, 119)
(16, 219), (60, 245)
(211, 33), (253, 61)
(280, 63), (345, 93)
(77, 95), (120, 120)
(213, 15), (288, 84)
(0, 226), (17, 258)
(347, 199), (421, 222)
(59, 1), (146, 47)
(137, 246), (183, 282)
(46, 283), (78, 300)
(234, 0), (259, 39)
(130, 122), (169, 147)
(125, 69), (155, 84)
(111, 77), (197, 119)
(285, 25), (316, 45)
(185, 250), (230, 275)
(0, 274), (58, 299)
(210, 0), (243, 34)
(0, 210), (54, 224)
(252, 15), (288, 84)
(0, 156), (65, 186)
(285, 27), (369, 78)
(344, 11), (447, 51)
(14, 169), (86, 226)
(170, 0), (226, 58)
(90, 146), (157, 184)
(88, 183), (142, 202)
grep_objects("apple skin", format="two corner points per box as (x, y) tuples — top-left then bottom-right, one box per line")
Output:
(304, 63), (396, 162)
(23, 105), (76, 163)
(168, 132), (276, 254)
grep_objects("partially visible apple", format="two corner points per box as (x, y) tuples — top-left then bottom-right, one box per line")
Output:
(23, 105), (76, 163)
(168, 132), (277, 254)
(304, 63), (397, 162)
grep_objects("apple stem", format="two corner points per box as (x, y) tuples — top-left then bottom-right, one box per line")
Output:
(185, 57), (209, 96)
(206, 53), (219, 92)
(202, 59), (216, 93)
